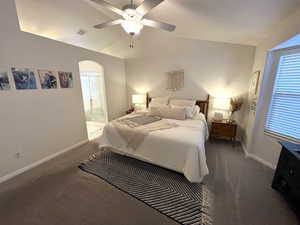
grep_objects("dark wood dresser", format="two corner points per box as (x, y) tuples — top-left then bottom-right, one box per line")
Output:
(272, 142), (300, 218)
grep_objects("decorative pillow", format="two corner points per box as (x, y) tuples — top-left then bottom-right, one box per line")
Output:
(170, 105), (200, 118)
(193, 112), (206, 121)
(149, 106), (186, 120)
(151, 96), (169, 105)
(169, 99), (196, 107)
(170, 105), (194, 118)
(193, 105), (201, 114)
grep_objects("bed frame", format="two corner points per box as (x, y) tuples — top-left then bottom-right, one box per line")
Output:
(146, 93), (210, 120)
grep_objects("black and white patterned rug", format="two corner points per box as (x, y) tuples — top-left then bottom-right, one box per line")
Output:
(79, 151), (213, 225)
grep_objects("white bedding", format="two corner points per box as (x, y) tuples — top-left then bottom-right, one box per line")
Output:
(98, 112), (209, 183)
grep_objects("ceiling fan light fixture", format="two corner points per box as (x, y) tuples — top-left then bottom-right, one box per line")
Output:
(121, 20), (143, 35)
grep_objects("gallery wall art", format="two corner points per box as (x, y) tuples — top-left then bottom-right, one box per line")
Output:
(38, 70), (58, 89)
(0, 70), (10, 90)
(1, 68), (74, 91)
(58, 71), (73, 88)
(12, 67), (37, 90)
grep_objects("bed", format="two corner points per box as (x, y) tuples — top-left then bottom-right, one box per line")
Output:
(98, 94), (210, 183)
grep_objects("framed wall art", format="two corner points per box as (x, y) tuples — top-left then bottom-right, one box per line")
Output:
(12, 67), (37, 90)
(38, 70), (58, 89)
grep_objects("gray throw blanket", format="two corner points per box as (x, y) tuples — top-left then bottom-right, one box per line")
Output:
(112, 115), (178, 151)
(116, 115), (162, 128)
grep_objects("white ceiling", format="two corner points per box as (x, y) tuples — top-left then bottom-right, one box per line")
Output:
(15, 0), (300, 58)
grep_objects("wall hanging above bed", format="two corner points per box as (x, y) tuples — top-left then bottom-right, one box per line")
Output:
(166, 69), (184, 91)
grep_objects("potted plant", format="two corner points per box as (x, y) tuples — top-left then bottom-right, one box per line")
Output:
(229, 98), (243, 123)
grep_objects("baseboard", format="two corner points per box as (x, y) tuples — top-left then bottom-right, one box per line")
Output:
(241, 141), (276, 170)
(0, 139), (89, 184)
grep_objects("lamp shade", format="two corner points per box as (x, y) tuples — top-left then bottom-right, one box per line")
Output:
(132, 94), (145, 104)
(213, 97), (230, 110)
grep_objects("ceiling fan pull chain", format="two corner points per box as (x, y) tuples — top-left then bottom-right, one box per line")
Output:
(130, 37), (134, 48)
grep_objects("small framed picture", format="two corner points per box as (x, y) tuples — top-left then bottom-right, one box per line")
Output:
(12, 67), (37, 90)
(0, 70), (10, 91)
(38, 70), (58, 89)
(58, 71), (73, 88)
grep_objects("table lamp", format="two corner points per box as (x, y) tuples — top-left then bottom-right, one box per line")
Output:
(132, 94), (146, 111)
(213, 97), (231, 120)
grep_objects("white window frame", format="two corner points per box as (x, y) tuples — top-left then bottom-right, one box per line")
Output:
(264, 46), (300, 144)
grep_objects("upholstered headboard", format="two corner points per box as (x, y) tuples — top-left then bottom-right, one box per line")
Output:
(146, 93), (210, 120)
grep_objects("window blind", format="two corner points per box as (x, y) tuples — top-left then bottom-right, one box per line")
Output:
(265, 52), (300, 143)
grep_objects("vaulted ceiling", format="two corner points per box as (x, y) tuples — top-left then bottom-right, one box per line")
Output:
(15, 0), (300, 58)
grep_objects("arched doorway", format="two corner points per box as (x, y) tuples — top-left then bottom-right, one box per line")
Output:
(79, 60), (108, 140)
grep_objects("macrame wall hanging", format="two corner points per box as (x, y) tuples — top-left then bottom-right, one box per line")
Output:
(166, 69), (184, 91)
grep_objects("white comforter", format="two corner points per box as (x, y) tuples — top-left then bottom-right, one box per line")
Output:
(98, 112), (209, 183)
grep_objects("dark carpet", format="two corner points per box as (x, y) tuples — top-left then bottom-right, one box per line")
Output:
(0, 140), (298, 225)
(80, 151), (213, 225)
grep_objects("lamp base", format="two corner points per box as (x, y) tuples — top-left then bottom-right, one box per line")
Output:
(214, 112), (223, 121)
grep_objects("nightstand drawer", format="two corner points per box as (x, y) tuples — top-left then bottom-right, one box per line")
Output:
(211, 123), (236, 137)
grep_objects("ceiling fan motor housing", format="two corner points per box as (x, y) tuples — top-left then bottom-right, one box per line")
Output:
(122, 4), (137, 11)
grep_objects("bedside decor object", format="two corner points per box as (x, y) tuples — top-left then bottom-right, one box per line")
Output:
(132, 94), (145, 111)
(166, 70), (184, 91)
(210, 120), (237, 143)
(272, 142), (300, 219)
(214, 112), (223, 121)
(126, 108), (134, 115)
(229, 97), (243, 122)
(213, 97), (230, 120)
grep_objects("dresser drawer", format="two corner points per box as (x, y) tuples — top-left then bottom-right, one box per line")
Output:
(272, 143), (300, 219)
(282, 152), (300, 189)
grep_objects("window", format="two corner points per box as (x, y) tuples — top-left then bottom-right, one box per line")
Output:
(265, 51), (300, 143)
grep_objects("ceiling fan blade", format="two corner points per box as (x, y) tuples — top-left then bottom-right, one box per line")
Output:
(90, 0), (125, 16)
(136, 0), (164, 16)
(94, 19), (124, 29)
(141, 19), (176, 32)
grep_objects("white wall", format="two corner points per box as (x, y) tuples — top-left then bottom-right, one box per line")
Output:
(126, 37), (255, 139)
(244, 8), (300, 168)
(0, 0), (127, 178)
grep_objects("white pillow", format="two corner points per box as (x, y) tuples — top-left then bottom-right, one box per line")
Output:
(149, 106), (186, 120)
(149, 102), (167, 108)
(151, 96), (169, 105)
(170, 105), (194, 118)
(169, 99), (196, 107)
(193, 105), (200, 114)
(193, 111), (206, 121)
(170, 105), (200, 118)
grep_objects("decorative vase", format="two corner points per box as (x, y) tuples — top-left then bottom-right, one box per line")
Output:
(229, 111), (234, 123)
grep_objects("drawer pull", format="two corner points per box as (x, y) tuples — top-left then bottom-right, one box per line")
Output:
(289, 169), (294, 175)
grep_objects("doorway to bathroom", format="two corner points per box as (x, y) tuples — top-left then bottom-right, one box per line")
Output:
(79, 60), (107, 140)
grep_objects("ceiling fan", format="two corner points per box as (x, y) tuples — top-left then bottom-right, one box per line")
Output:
(91, 0), (176, 47)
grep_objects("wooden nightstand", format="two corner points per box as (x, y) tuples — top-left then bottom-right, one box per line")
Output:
(210, 120), (237, 143)
(126, 108), (134, 114)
